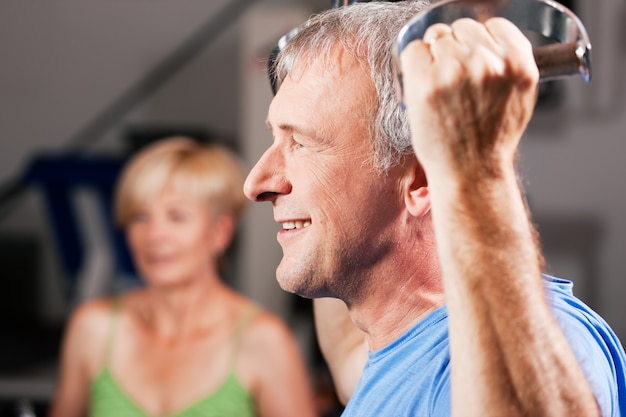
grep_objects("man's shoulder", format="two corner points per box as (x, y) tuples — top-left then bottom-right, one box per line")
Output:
(543, 274), (626, 417)
(344, 306), (452, 417)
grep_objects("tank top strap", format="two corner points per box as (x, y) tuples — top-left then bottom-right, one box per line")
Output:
(231, 304), (260, 368)
(103, 297), (122, 367)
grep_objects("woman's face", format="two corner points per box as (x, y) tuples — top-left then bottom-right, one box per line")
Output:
(126, 184), (225, 287)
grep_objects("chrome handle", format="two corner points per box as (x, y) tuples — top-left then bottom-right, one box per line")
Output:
(393, 0), (592, 104)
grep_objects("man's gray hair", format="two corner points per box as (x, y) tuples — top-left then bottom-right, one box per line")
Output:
(272, 1), (431, 173)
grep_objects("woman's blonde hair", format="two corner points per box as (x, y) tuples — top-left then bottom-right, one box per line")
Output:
(114, 136), (247, 227)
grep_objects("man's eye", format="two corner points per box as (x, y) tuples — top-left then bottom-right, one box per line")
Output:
(293, 136), (308, 149)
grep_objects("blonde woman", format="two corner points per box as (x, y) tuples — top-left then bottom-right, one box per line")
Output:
(49, 137), (317, 417)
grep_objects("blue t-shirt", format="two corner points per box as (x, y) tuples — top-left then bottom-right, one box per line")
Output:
(341, 275), (626, 417)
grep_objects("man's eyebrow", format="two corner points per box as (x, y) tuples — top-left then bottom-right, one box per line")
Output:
(265, 120), (317, 138)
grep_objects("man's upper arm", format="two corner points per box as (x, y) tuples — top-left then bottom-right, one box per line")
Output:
(314, 297), (368, 405)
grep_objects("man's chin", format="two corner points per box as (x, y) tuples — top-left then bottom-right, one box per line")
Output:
(277, 275), (305, 296)
(278, 276), (335, 301)
(276, 271), (316, 299)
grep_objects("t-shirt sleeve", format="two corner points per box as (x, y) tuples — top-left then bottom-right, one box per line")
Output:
(549, 292), (626, 417)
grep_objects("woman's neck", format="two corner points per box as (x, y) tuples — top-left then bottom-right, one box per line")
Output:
(137, 277), (233, 340)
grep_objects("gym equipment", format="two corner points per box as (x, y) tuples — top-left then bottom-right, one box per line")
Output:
(268, 0), (591, 98)
(393, 0), (591, 104)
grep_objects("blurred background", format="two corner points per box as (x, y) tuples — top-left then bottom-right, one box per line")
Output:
(0, 0), (624, 415)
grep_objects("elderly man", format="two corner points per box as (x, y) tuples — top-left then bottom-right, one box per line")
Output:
(244, 1), (626, 416)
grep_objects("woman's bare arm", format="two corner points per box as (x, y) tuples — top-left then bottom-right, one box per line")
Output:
(48, 301), (108, 417)
(245, 312), (319, 417)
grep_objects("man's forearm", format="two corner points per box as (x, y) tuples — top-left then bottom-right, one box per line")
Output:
(429, 169), (599, 417)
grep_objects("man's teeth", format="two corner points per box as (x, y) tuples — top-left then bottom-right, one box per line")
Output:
(282, 220), (312, 230)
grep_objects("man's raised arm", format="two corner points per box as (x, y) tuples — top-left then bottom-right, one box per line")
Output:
(400, 17), (599, 417)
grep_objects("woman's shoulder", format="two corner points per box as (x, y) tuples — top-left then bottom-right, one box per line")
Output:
(210, 288), (301, 354)
(237, 302), (299, 351)
(68, 296), (118, 334)
(233, 300), (312, 402)
(61, 296), (121, 375)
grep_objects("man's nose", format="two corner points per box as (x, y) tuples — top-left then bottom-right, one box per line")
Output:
(244, 146), (291, 203)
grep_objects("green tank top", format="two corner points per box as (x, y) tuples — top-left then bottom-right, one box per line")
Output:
(89, 300), (257, 417)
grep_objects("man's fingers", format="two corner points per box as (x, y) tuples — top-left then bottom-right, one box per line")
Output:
(450, 18), (502, 53)
(423, 23), (454, 45)
(484, 17), (539, 83)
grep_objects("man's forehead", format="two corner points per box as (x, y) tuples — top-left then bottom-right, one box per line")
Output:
(276, 42), (361, 85)
(270, 55), (367, 114)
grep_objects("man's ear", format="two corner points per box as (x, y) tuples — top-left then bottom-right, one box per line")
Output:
(402, 156), (431, 218)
